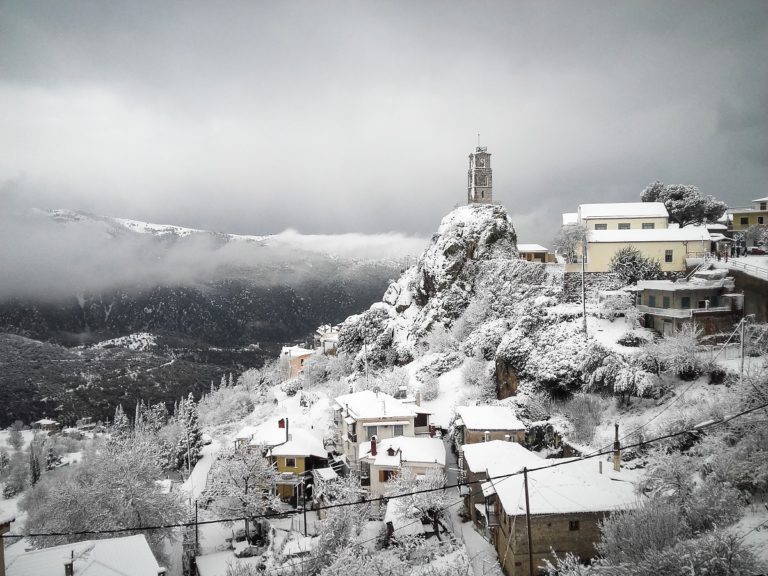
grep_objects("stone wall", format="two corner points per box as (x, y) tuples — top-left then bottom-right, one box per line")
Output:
(495, 358), (519, 399)
(494, 511), (606, 576)
(728, 269), (768, 322)
(561, 271), (624, 303)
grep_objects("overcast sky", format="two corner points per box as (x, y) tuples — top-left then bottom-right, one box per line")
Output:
(1, 0), (766, 245)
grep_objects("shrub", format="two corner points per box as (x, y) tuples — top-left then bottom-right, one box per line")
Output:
(558, 394), (610, 444)
(617, 331), (649, 347)
(198, 385), (255, 427)
(280, 379), (303, 397)
(609, 246), (662, 285)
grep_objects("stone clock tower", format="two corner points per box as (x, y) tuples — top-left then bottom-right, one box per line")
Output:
(467, 146), (492, 204)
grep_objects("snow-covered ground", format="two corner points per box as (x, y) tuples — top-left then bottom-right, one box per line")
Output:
(90, 332), (157, 351)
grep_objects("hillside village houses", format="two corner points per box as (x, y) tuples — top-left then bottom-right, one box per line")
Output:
(561, 202), (711, 273)
(453, 405), (526, 447)
(280, 345), (315, 379)
(358, 435), (446, 498)
(728, 195), (768, 231)
(631, 268), (742, 336)
(332, 389), (433, 479)
(5, 534), (166, 576)
(517, 244), (556, 263)
(485, 454), (638, 576)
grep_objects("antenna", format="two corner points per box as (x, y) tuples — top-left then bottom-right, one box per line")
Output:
(477, 132), (480, 147)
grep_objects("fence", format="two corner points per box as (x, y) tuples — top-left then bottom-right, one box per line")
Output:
(726, 259), (768, 280)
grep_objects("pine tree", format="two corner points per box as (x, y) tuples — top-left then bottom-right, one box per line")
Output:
(29, 445), (41, 486)
(109, 404), (132, 449)
(174, 394), (203, 472)
(45, 447), (62, 471)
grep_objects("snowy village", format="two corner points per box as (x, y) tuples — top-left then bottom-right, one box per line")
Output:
(2, 2), (768, 576)
(2, 143), (768, 576)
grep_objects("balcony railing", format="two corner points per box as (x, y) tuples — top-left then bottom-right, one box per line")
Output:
(637, 305), (733, 318)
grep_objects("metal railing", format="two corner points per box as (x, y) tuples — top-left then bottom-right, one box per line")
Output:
(637, 304), (732, 318)
(726, 259), (768, 280)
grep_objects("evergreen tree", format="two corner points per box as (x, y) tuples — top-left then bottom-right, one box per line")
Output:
(29, 445), (41, 486)
(609, 246), (662, 285)
(174, 394), (203, 472)
(8, 421), (24, 451)
(45, 447), (62, 471)
(109, 404), (132, 449)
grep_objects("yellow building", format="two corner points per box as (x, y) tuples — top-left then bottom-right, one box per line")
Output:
(269, 424), (328, 503)
(584, 225), (711, 273)
(280, 345), (315, 378)
(562, 202), (711, 273)
(729, 196), (768, 231)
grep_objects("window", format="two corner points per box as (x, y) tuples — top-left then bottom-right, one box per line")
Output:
(740, 217), (749, 225)
(642, 222), (655, 230)
(663, 296), (670, 309)
(392, 424), (404, 436)
(761, 202), (767, 210)
(594, 223), (607, 230)
(759, 216), (765, 225)
(665, 250), (673, 263)
(681, 297), (691, 308)
(380, 469), (397, 483)
(569, 520), (580, 531)
(618, 223), (630, 230)
(285, 458), (296, 468)
(367, 426), (378, 440)
(648, 295), (656, 307)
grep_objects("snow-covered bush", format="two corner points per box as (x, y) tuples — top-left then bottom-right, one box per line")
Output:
(609, 245), (662, 285)
(417, 374), (439, 401)
(646, 323), (703, 379)
(617, 331), (649, 347)
(596, 292), (634, 322)
(198, 384), (254, 426)
(280, 379), (303, 397)
(558, 393), (611, 444)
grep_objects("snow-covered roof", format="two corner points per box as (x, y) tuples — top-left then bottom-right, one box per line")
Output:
(634, 276), (733, 292)
(359, 436), (446, 467)
(752, 196), (768, 203)
(6, 534), (163, 576)
(313, 467), (338, 481)
(462, 440), (542, 474)
(280, 346), (315, 359)
(270, 428), (327, 459)
(282, 535), (315, 557)
(517, 243), (549, 253)
(578, 202), (669, 220)
(234, 425), (260, 441)
(34, 419), (58, 425)
(588, 224), (710, 243)
(0, 514), (15, 525)
(334, 390), (417, 420)
(455, 406), (525, 431)
(486, 458), (638, 516)
(562, 212), (579, 226)
(248, 421), (291, 448)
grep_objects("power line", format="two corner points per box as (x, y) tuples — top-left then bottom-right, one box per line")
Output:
(4, 399), (767, 540)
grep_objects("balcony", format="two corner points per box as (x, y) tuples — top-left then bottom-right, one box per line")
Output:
(637, 305), (733, 319)
(347, 432), (357, 443)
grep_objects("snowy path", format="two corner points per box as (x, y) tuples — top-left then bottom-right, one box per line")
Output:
(442, 437), (503, 576)
(181, 439), (222, 500)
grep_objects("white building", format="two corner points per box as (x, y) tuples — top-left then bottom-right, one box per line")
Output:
(358, 435), (446, 497)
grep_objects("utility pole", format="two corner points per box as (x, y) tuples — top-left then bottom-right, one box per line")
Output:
(523, 467), (534, 576)
(740, 316), (746, 387)
(302, 477), (308, 537)
(195, 500), (199, 554)
(581, 243), (587, 336)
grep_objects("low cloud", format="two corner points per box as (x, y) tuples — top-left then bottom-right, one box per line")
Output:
(0, 194), (426, 300)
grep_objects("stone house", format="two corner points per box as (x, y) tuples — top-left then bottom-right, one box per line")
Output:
(460, 440), (541, 530)
(484, 456), (637, 576)
(517, 244), (556, 264)
(454, 405), (526, 448)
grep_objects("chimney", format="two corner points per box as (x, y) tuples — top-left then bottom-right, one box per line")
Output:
(370, 436), (377, 456)
(64, 550), (74, 576)
(278, 418), (285, 429)
(484, 431), (490, 442)
(415, 390), (421, 407)
(387, 446), (396, 457)
(599, 460), (603, 474)
(613, 423), (621, 472)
